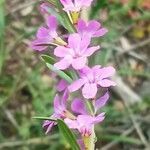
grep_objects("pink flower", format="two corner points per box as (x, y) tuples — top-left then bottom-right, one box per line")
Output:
(43, 90), (69, 134)
(65, 113), (105, 136)
(68, 65), (116, 99)
(77, 19), (108, 38)
(60, 0), (94, 12)
(54, 33), (100, 70)
(64, 97), (106, 136)
(31, 16), (58, 51)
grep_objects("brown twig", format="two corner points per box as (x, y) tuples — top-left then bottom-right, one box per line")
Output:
(101, 43), (147, 63)
(112, 74), (142, 104)
(6, 0), (41, 15)
(117, 38), (150, 56)
(100, 127), (135, 150)
(3, 108), (19, 130)
(123, 101), (149, 148)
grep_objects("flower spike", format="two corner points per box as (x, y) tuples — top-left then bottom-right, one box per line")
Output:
(31, 1), (117, 149)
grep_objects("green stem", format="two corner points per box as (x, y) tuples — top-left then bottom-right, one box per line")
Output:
(86, 100), (94, 115)
(83, 100), (96, 150)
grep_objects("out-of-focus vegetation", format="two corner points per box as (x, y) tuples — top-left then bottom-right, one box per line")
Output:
(0, 0), (150, 149)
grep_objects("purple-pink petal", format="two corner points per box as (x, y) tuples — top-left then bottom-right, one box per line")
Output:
(79, 0), (94, 7)
(60, 0), (93, 12)
(36, 27), (49, 38)
(60, 0), (72, 6)
(31, 39), (49, 51)
(84, 46), (100, 56)
(87, 20), (101, 32)
(94, 28), (108, 37)
(80, 35), (91, 50)
(54, 58), (71, 70)
(100, 66), (116, 79)
(82, 83), (97, 99)
(77, 115), (93, 125)
(54, 46), (69, 57)
(53, 91), (68, 116)
(71, 98), (87, 115)
(53, 94), (61, 113)
(93, 113), (105, 124)
(77, 19), (87, 33)
(68, 33), (81, 50)
(56, 79), (68, 92)
(92, 65), (101, 77)
(64, 118), (78, 129)
(46, 16), (57, 30)
(95, 92), (109, 111)
(77, 19), (107, 38)
(68, 79), (85, 92)
(61, 90), (69, 107)
(79, 66), (91, 77)
(98, 79), (116, 87)
(72, 57), (87, 70)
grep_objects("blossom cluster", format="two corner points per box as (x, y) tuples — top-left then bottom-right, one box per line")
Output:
(32, 0), (116, 149)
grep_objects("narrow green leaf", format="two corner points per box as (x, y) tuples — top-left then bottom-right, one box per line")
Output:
(41, 55), (73, 83)
(46, 63), (73, 83)
(41, 54), (55, 64)
(0, 0), (5, 73)
(33, 116), (56, 121)
(57, 119), (80, 150)
(47, 0), (57, 6)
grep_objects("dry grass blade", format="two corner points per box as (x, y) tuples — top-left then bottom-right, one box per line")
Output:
(0, 135), (59, 149)
(6, 0), (40, 15)
(100, 127), (135, 150)
(123, 101), (149, 148)
(117, 38), (150, 56)
(112, 74), (141, 104)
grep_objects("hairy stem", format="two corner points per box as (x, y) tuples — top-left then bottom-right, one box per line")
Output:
(83, 126), (95, 150)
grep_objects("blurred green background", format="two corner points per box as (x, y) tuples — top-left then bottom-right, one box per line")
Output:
(0, 0), (150, 149)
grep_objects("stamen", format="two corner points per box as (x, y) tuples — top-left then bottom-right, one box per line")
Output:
(54, 37), (67, 46)
(70, 11), (80, 25)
